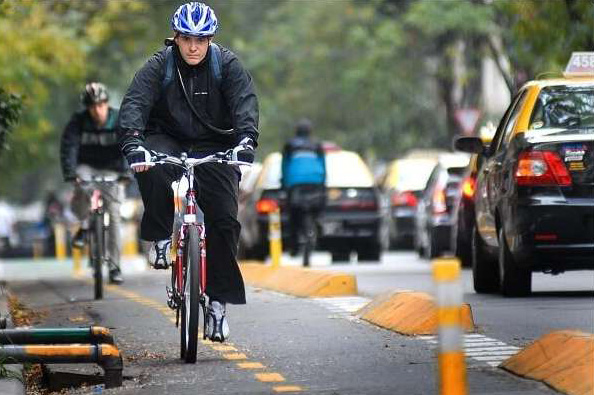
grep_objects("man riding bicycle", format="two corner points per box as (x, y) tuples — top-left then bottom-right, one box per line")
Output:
(281, 119), (327, 257)
(60, 82), (127, 284)
(117, 2), (258, 342)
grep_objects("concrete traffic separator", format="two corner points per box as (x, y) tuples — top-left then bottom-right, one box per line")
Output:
(356, 290), (475, 335)
(500, 330), (593, 395)
(239, 262), (357, 297)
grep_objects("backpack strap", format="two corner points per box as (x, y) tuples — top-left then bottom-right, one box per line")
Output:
(210, 42), (223, 87)
(162, 46), (174, 91)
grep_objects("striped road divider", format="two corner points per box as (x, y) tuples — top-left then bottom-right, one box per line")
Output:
(268, 204), (283, 269)
(433, 257), (466, 395)
(0, 343), (123, 388)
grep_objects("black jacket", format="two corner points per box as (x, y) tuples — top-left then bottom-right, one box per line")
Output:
(117, 43), (259, 154)
(60, 107), (127, 180)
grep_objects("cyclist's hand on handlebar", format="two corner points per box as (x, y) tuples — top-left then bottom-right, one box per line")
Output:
(126, 146), (155, 173)
(232, 137), (255, 163)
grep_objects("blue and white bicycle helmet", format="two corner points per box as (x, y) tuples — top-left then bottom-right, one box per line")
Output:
(171, 2), (218, 37)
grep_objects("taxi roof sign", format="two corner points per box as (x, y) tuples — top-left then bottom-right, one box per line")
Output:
(564, 52), (594, 77)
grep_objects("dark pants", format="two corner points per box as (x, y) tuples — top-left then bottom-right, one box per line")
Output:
(287, 184), (326, 254)
(135, 134), (245, 304)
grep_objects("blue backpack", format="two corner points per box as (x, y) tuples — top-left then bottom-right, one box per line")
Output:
(162, 42), (223, 90)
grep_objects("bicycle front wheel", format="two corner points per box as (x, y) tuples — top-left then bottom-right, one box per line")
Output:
(181, 225), (200, 363)
(90, 213), (104, 300)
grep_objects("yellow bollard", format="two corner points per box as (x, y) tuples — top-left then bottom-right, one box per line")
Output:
(53, 223), (67, 261)
(433, 258), (466, 395)
(122, 222), (139, 256)
(268, 206), (282, 269)
(72, 247), (82, 275)
(32, 240), (44, 260)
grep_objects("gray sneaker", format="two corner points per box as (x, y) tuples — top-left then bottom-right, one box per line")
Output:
(206, 300), (229, 342)
(148, 239), (172, 269)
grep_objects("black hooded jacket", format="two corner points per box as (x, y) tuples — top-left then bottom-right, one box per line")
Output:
(60, 107), (128, 180)
(117, 43), (259, 154)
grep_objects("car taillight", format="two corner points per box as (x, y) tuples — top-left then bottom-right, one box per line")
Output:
(391, 191), (418, 207)
(256, 198), (278, 214)
(433, 188), (447, 214)
(515, 150), (572, 187)
(461, 177), (476, 198)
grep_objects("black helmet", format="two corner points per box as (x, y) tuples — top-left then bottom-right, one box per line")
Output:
(295, 118), (313, 137)
(81, 82), (109, 106)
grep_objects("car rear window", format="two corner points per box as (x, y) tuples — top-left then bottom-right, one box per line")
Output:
(258, 151), (374, 189)
(530, 86), (594, 130)
(385, 159), (437, 191)
(325, 151), (374, 188)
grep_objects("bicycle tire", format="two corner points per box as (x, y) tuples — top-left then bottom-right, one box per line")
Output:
(181, 225), (200, 363)
(302, 212), (316, 267)
(91, 213), (104, 300)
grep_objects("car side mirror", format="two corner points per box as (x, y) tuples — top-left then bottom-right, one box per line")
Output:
(454, 136), (485, 155)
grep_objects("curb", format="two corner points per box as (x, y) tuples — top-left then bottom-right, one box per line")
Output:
(501, 330), (594, 395)
(240, 262), (357, 297)
(356, 290), (475, 335)
(0, 284), (26, 395)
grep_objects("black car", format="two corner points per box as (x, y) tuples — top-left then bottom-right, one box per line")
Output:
(414, 153), (470, 258)
(450, 154), (484, 267)
(456, 77), (594, 296)
(238, 150), (388, 262)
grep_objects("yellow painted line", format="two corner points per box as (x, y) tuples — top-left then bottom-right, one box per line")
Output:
(96, 283), (305, 391)
(273, 385), (303, 393)
(255, 373), (285, 382)
(237, 362), (265, 369)
(211, 345), (237, 351)
(223, 353), (248, 360)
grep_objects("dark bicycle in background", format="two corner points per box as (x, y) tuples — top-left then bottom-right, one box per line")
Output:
(287, 184), (326, 267)
(78, 175), (120, 300)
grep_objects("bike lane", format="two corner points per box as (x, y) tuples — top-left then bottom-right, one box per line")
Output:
(4, 268), (560, 394)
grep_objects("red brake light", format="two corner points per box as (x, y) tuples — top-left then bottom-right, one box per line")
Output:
(391, 191), (418, 207)
(256, 198), (278, 214)
(433, 188), (447, 214)
(461, 177), (476, 198)
(516, 151), (572, 187)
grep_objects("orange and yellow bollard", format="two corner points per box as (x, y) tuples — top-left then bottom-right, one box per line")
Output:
(433, 257), (466, 395)
(268, 205), (282, 269)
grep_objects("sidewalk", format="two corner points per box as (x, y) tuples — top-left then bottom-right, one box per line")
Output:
(0, 255), (146, 395)
(0, 282), (26, 395)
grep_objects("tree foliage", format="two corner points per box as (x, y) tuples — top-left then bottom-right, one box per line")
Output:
(0, 88), (22, 158)
(0, 0), (590, 202)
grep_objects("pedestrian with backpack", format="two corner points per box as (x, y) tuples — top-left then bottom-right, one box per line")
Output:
(117, 2), (258, 342)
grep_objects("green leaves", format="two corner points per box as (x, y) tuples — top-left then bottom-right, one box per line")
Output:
(0, 88), (23, 157)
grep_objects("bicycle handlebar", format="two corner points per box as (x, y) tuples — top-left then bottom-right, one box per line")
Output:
(150, 149), (252, 169)
(77, 175), (121, 184)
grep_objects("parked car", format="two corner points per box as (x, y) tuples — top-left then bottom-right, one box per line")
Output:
(414, 153), (470, 258)
(451, 125), (496, 267)
(456, 58), (594, 296)
(238, 149), (388, 262)
(381, 157), (439, 249)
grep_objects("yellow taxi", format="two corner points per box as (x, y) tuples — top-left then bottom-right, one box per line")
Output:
(456, 52), (594, 296)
